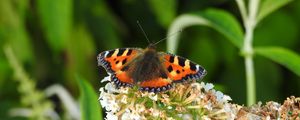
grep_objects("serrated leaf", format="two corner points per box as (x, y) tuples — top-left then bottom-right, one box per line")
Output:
(77, 77), (102, 120)
(167, 9), (243, 53)
(257, 0), (293, 22)
(37, 0), (72, 53)
(255, 47), (300, 76)
(147, 0), (176, 27)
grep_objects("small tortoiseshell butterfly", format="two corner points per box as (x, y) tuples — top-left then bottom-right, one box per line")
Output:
(97, 43), (207, 93)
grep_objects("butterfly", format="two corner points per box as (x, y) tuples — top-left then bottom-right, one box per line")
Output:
(97, 43), (207, 93)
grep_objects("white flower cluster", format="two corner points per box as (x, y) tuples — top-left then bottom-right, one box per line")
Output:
(200, 82), (232, 103)
(99, 76), (239, 120)
(190, 82), (237, 120)
(99, 82), (156, 120)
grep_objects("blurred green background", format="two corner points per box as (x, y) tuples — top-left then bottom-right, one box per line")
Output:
(0, 0), (300, 119)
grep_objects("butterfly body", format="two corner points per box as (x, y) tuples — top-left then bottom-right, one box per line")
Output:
(129, 45), (168, 84)
(98, 44), (207, 93)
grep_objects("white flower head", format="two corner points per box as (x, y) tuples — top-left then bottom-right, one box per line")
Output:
(148, 93), (158, 101)
(167, 117), (176, 120)
(119, 87), (129, 94)
(135, 104), (146, 113)
(266, 116), (271, 120)
(271, 102), (281, 111)
(101, 76), (111, 83)
(202, 116), (211, 120)
(105, 82), (119, 93)
(203, 83), (214, 92)
(99, 86), (120, 113)
(149, 108), (160, 117)
(222, 95), (232, 102)
(105, 112), (118, 120)
(130, 110), (143, 120)
(216, 91), (232, 103)
(215, 91), (224, 102)
(121, 111), (131, 120)
(191, 83), (201, 90)
(204, 102), (213, 111)
(106, 99), (120, 113)
(122, 108), (145, 120)
(182, 114), (193, 120)
(224, 103), (238, 119)
(120, 95), (128, 104)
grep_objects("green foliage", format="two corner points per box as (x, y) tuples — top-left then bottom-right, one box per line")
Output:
(188, 35), (219, 81)
(255, 47), (300, 76)
(167, 9), (243, 53)
(0, 0), (33, 63)
(255, 57), (282, 102)
(86, 0), (122, 49)
(195, 9), (244, 48)
(257, 0), (293, 22)
(4, 45), (53, 120)
(147, 0), (177, 27)
(77, 76), (102, 120)
(37, 0), (73, 53)
(254, 11), (298, 48)
(65, 25), (97, 87)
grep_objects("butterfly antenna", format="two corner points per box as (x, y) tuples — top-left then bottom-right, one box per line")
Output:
(137, 20), (151, 44)
(153, 29), (183, 45)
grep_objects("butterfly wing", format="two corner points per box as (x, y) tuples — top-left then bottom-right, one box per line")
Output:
(161, 53), (207, 83)
(98, 48), (143, 87)
(139, 77), (173, 92)
(138, 52), (207, 93)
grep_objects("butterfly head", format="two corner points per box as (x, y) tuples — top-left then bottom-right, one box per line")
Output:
(147, 43), (157, 51)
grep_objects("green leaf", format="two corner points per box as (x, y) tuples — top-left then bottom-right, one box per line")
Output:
(65, 24), (97, 88)
(77, 77), (102, 120)
(85, 0), (122, 49)
(0, 0), (33, 63)
(257, 0), (293, 22)
(167, 9), (243, 53)
(186, 30), (219, 81)
(254, 11), (298, 48)
(0, 58), (10, 87)
(255, 47), (300, 76)
(37, 0), (73, 53)
(255, 56), (282, 102)
(147, 0), (177, 27)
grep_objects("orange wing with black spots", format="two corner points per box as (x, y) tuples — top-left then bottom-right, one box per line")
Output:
(138, 78), (172, 92)
(161, 53), (207, 83)
(97, 48), (142, 87)
(98, 48), (142, 73)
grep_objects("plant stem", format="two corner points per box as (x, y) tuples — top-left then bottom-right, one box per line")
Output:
(244, 0), (260, 106)
(236, 0), (260, 106)
(244, 24), (256, 106)
(236, 0), (247, 23)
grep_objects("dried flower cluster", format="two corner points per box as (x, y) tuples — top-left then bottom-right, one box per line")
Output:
(236, 96), (300, 120)
(99, 76), (239, 120)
